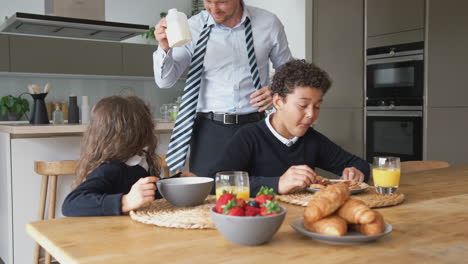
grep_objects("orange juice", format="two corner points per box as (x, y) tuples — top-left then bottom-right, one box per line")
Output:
(216, 186), (250, 201)
(373, 168), (401, 187)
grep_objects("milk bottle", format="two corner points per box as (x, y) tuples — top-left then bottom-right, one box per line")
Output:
(166, 8), (192, 48)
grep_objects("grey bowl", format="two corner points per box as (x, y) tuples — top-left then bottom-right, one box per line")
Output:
(210, 206), (287, 246)
(156, 177), (214, 207)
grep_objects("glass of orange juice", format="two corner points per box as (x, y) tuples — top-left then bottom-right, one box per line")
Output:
(215, 171), (250, 201)
(372, 157), (401, 194)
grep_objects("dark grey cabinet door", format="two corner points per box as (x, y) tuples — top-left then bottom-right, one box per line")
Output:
(0, 34), (9, 72)
(10, 35), (122, 75)
(122, 43), (156, 77)
(313, 0), (364, 108)
(312, 0), (365, 165)
(427, 0), (468, 107)
(367, 0), (425, 37)
(427, 107), (468, 165)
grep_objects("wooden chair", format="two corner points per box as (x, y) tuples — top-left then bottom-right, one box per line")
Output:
(401, 160), (450, 174)
(33, 160), (77, 264)
(159, 154), (170, 178)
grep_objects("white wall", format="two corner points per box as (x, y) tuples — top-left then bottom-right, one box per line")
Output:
(0, 0), (44, 19)
(105, 0), (192, 44)
(245, 0), (311, 60)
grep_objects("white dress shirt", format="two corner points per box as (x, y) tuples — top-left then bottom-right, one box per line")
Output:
(265, 112), (298, 147)
(153, 5), (292, 115)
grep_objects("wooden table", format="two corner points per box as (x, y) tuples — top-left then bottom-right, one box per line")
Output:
(26, 166), (468, 264)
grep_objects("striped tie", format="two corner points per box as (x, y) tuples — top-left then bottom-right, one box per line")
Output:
(244, 17), (262, 90)
(166, 17), (261, 173)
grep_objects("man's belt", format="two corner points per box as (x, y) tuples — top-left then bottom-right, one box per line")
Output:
(197, 112), (265, 125)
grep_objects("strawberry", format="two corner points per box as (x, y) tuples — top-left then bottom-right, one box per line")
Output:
(222, 199), (245, 216)
(245, 206), (261, 216)
(236, 198), (247, 209)
(255, 186), (276, 205)
(260, 200), (281, 216)
(215, 190), (236, 214)
(227, 207), (245, 216)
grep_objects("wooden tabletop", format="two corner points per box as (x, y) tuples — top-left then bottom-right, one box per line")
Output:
(26, 166), (468, 264)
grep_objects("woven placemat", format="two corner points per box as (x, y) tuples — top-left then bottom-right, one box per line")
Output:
(277, 187), (405, 208)
(130, 196), (216, 229)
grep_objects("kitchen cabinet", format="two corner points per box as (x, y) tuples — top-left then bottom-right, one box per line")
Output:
(425, 0), (468, 166)
(427, 0), (468, 107)
(6, 34), (156, 77)
(0, 34), (9, 72)
(122, 43), (156, 77)
(367, 0), (425, 37)
(10, 35), (122, 75)
(313, 0), (364, 108)
(367, 0), (425, 48)
(312, 0), (365, 177)
(315, 108), (364, 157)
(426, 108), (468, 166)
(367, 29), (424, 49)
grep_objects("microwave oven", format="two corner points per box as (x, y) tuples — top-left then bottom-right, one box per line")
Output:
(366, 42), (424, 107)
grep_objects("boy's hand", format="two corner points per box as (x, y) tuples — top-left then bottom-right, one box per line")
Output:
(121, 176), (158, 213)
(340, 167), (364, 183)
(278, 165), (317, 194)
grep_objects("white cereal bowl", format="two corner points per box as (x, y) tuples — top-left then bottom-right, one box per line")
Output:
(156, 177), (214, 207)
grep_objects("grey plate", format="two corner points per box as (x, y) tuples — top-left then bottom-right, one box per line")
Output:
(305, 179), (369, 194)
(290, 217), (392, 245)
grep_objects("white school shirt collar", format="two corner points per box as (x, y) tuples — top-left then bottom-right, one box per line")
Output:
(125, 147), (149, 172)
(265, 112), (299, 147)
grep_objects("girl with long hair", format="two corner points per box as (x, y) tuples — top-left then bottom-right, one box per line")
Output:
(62, 95), (161, 216)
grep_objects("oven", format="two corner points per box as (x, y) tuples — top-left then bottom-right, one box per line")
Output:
(366, 106), (423, 163)
(367, 42), (424, 106)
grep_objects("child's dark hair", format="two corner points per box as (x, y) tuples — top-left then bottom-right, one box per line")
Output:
(271, 59), (332, 98)
(73, 95), (160, 188)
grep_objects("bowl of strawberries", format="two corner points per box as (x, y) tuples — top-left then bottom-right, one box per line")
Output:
(210, 186), (287, 246)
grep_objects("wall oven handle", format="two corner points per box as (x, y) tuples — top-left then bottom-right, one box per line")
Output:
(367, 54), (423, 65)
(366, 111), (423, 117)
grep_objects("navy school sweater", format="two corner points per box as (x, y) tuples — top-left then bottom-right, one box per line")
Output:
(211, 120), (370, 195)
(62, 160), (162, 216)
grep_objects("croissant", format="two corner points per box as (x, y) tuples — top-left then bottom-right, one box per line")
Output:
(303, 214), (347, 236)
(304, 182), (350, 222)
(354, 211), (385, 235)
(337, 199), (377, 224)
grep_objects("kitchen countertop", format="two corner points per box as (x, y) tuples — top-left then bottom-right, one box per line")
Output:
(0, 120), (174, 137)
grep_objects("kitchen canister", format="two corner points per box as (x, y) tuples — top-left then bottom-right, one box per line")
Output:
(81, 95), (90, 124)
(165, 8), (192, 48)
(68, 95), (80, 124)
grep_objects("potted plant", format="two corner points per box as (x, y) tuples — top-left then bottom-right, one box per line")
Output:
(142, 12), (167, 43)
(0, 95), (30, 121)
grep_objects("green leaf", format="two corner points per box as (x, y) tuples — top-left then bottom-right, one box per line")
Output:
(0, 95), (30, 115)
(0, 105), (7, 116)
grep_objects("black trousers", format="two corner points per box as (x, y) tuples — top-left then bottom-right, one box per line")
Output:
(189, 116), (251, 178)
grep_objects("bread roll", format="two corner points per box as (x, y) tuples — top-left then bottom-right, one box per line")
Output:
(304, 182), (349, 222)
(354, 211), (385, 235)
(337, 199), (377, 224)
(302, 214), (347, 236)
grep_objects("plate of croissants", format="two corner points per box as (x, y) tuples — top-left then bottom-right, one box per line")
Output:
(306, 176), (369, 195)
(291, 182), (392, 245)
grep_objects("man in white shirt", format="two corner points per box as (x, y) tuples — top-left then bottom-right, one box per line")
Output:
(153, 0), (292, 177)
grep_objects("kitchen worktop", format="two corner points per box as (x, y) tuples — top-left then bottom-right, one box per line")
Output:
(0, 120), (174, 137)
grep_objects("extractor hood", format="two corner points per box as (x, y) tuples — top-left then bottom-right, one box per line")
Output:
(0, 12), (149, 41)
